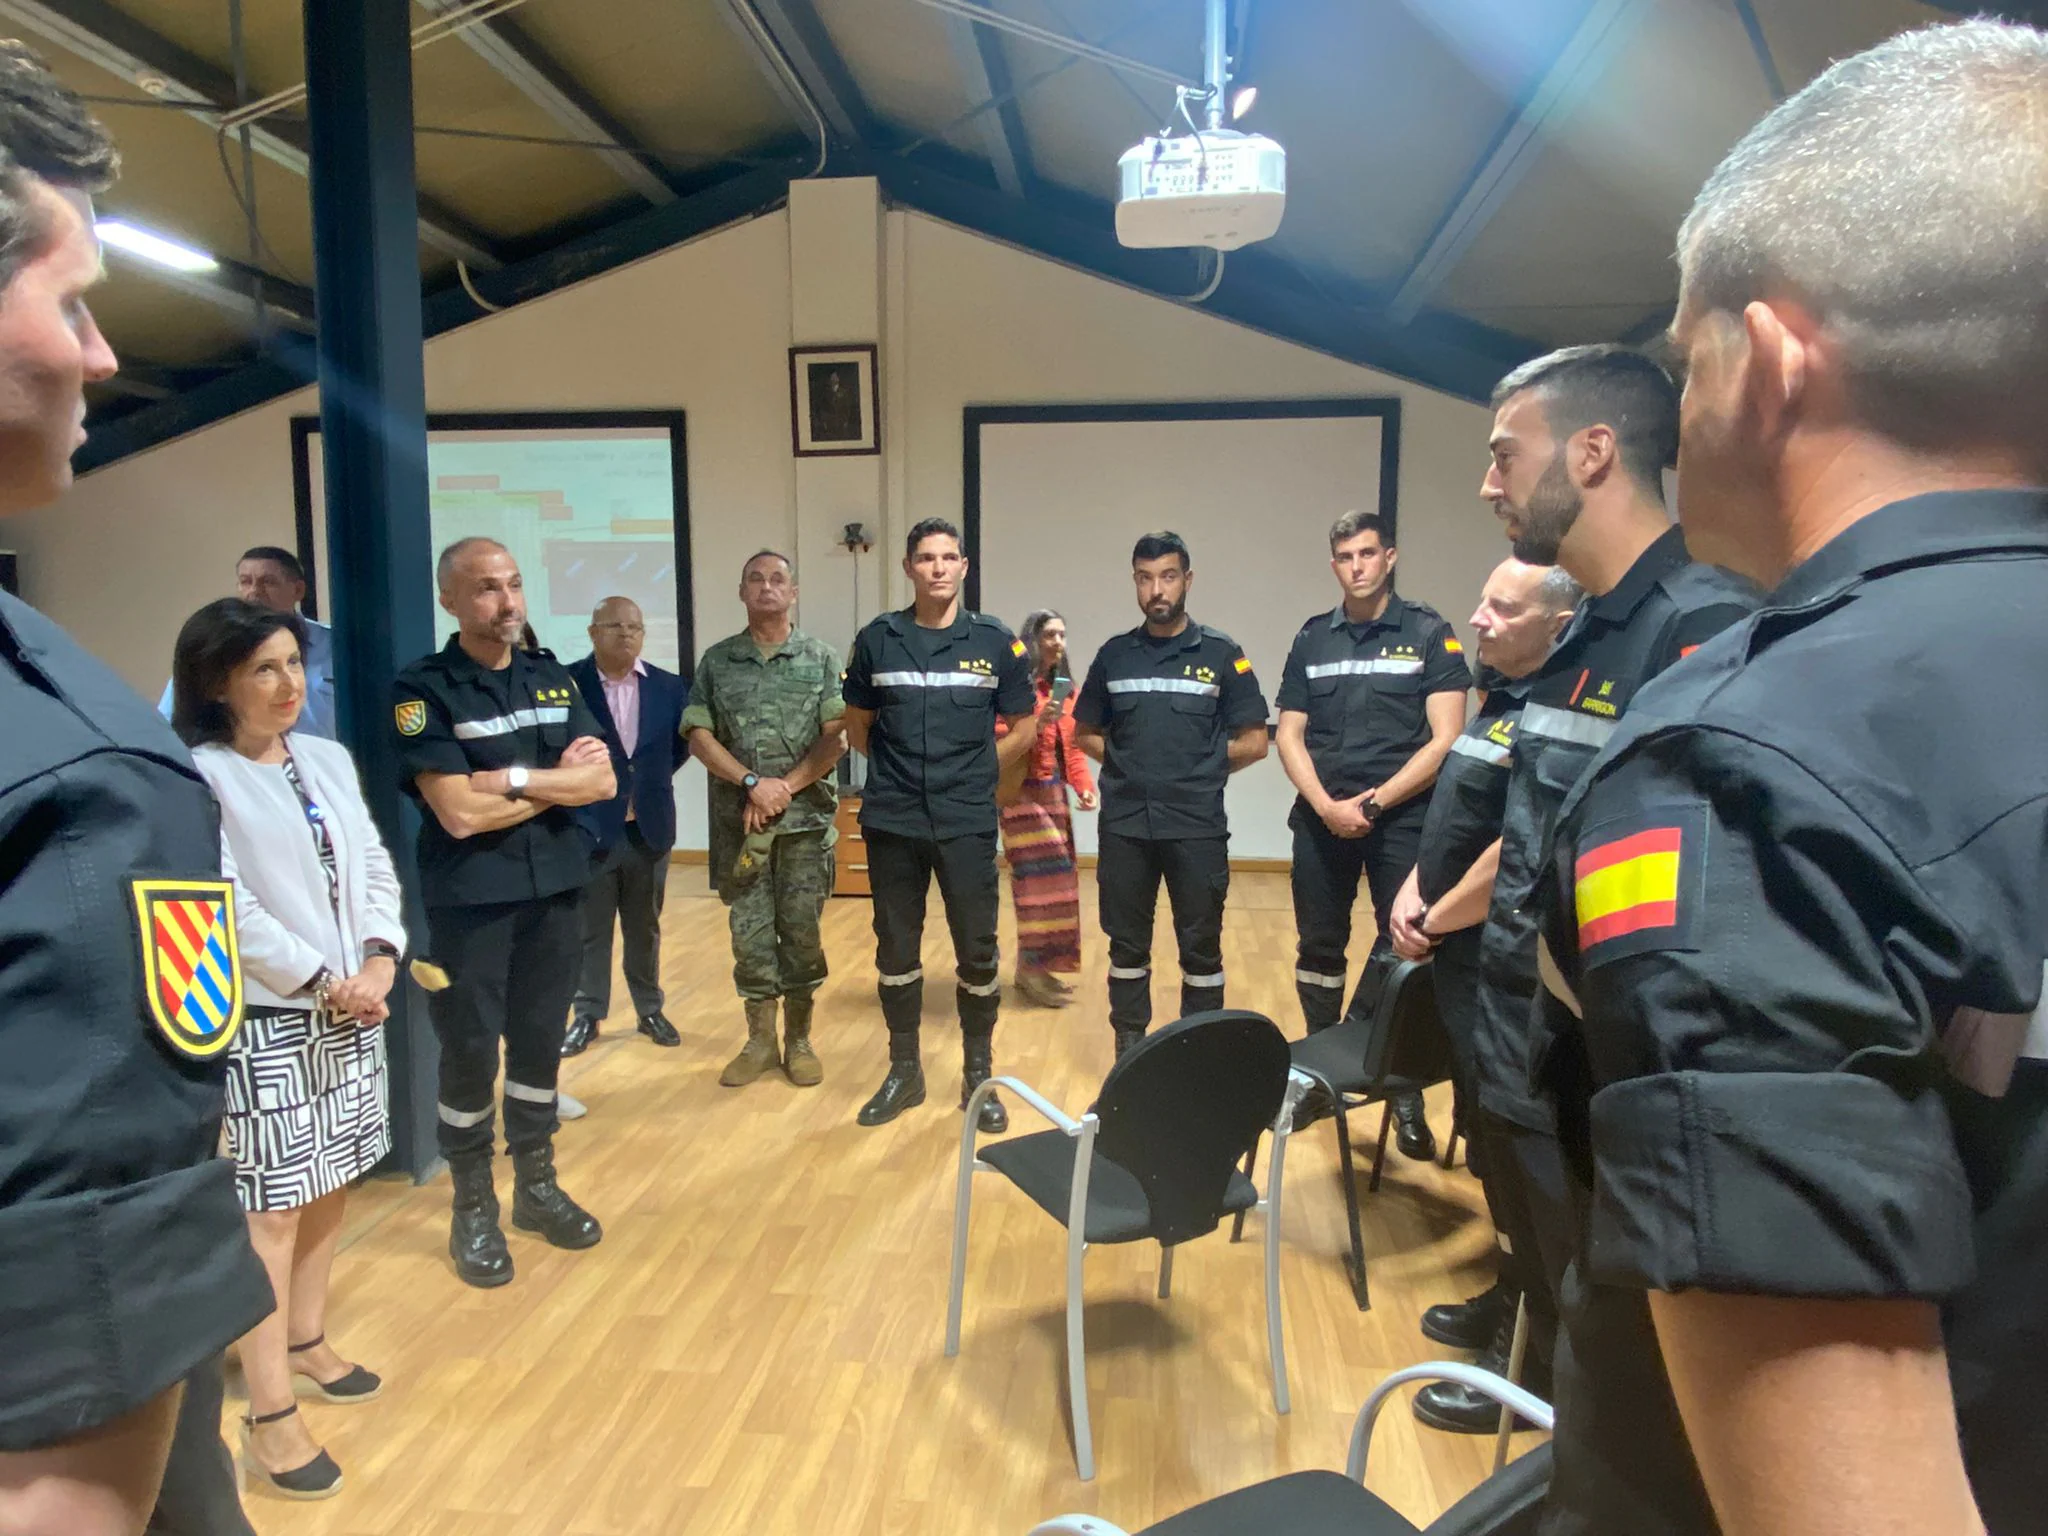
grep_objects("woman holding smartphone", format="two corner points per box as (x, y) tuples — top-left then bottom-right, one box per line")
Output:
(995, 610), (1097, 1007)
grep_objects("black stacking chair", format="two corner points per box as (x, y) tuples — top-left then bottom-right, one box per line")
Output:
(945, 1011), (1311, 1481)
(1233, 958), (1458, 1310)
(1025, 1363), (1554, 1536)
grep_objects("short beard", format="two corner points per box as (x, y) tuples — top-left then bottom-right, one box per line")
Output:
(1510, 455), (1583, 565)
(1145, 596), (1186, 627)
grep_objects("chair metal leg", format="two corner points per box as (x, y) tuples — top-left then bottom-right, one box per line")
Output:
(1368, 1100), (1393, 1193)
(1067, 1227), (1094, 1481)
(1157, 1242), (1175, 1300)
(944, 1097), (984, 1357)
(1330, 1100), (1370, 1311)
(1492, 1294), (1531, 1473)
(1442, 1120), (1462, 1171)
(1229, 1138), (1258, 1243)
(1264, 1114), (1293, 1415)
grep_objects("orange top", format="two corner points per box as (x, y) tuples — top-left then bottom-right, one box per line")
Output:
(995, 676), (1096, 792)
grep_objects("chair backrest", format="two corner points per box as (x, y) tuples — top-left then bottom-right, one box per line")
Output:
(1421, 1442), (1553, 1536)
(1090, 1011), (1291, 1246)
(1359, 959), (1457, 1090)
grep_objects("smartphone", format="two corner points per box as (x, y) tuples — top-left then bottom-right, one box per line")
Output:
(1049, 675), (1074, 705)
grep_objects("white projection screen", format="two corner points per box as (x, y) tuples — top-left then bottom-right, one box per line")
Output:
(295, 411), (692, 673)
(968, 401), (1398, 862)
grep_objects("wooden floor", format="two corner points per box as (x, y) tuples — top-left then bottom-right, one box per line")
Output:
(231, 868), (1544, 1535)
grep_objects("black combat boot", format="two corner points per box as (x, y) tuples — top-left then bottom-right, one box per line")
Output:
(959, 1034), (1008, 1134)
(447, 1152), (513, 1289)
(509, 1142), (603, 1250)
(1413, 1309), (1551, 1434)
(1393, 1090), (1438, 1162)
(1113, 1027), (1146, 1061)
(857, 1031), (926, 1126)
(1420, 1278), (1514, 1351)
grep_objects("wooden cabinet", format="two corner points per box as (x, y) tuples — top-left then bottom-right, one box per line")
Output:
(833, 794), (869, 897)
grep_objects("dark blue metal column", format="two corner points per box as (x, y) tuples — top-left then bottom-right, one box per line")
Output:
(302, 0), (439, 1177)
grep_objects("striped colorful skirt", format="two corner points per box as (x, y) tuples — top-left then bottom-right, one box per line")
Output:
(1001, 779), (1082, 975)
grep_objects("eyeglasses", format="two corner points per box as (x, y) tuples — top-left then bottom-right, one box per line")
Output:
(595, 623), (646, 635)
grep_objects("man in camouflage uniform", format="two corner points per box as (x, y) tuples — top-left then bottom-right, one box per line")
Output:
(683, 550), (847, 1085)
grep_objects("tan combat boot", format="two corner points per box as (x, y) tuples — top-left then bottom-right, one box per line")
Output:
(782, 993), (823, 1087)
(719, 999), (781, 1086)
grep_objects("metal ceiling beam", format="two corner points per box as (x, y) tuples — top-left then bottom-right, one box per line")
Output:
(77, 158), (806, 472)
(714, 0), (873, 151)
(104, 247), (318, 334)
(0, 0), (505, 268)
(411, 0), (674, 205)
(1386, 0), (1652, 325)
(943, 12), (1032, 197)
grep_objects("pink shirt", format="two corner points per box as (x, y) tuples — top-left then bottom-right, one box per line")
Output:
(599, 658), (646, 817)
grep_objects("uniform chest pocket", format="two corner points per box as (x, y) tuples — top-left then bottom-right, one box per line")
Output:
(1308, 676), (1342, 702)
(1368, 666), (1425, 694)
(1530, 739), (1596, 796)
(944, 682), (994, 708)
(1170, 691), (1219, 718)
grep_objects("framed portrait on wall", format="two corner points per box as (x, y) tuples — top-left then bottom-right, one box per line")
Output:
(790, 343), (879, 457)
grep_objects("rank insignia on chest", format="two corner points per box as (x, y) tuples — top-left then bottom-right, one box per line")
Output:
(395, 699), (427, 736)
(1189, 665), (1217, 684)
(129, 879), (244, 1059)
(1572, 804), (1705, 966)
(961, 657), (994, 676)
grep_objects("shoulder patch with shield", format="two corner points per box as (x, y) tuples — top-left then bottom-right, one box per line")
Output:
(395, 698), (427, 737)
(129, 877), (244, 1059)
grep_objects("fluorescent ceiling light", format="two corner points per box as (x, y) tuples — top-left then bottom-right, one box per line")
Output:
(97, 218), (217, 273)
(1229, 84), (1258, 120)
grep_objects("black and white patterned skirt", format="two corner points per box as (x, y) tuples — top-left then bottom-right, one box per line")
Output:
(223, 1006), (392, 1212)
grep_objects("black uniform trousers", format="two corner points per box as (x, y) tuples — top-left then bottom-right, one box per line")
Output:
(1289, 797), (1429, 1032)
(1098, 830), (1230, 1033)
(866, 827), (1001, 1043)
(427, 890), (582, 1158)
(145, 1357), (253, 1536)
(574, 826), (667, 1020)
(1471, 1106), (1570, 1388)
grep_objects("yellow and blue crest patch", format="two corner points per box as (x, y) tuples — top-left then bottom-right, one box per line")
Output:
(129, 879), (243, 1059)
(394, 698), (427, 737)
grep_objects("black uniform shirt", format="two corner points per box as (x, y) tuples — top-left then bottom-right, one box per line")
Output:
(842, 607), (1033, 841)
(393, 636), (605, 908)
(1076, 620), (1270, 841)
(1530, 491), (2048, 1536)
(1274, 593), (1473, 801)
(1472, 525), (1757, 1134)
(1414, 675), (1527, 905)
(0, 593), (270, 1452)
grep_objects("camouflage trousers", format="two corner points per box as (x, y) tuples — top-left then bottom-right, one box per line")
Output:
(724, 828), (833, 1001)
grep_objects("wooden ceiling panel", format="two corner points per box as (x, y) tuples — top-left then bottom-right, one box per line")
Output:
(1430, 0), (1771, 331)
(511, 0), (802, 170)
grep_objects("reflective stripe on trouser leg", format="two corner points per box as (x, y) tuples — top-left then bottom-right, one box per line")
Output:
(503, 891), (580, 1153)
(424, 899), (514, 1158)
(1294, 967), (1348, 1033)
(1097, 831), (1159, 1033)
(867, 826), (933, 1040)
(957, 969), (1000, 1039)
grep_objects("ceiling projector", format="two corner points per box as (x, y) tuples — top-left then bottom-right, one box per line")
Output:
(1116, 129), (1286, 252)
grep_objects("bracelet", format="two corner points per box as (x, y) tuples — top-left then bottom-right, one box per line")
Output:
(309, 967), (335, 1011)
(362, 939), (400, 962)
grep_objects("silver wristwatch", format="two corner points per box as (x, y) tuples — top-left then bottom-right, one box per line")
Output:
(506, 765), (531, 799)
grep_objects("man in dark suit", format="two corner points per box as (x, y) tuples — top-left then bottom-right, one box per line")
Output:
(563, 596), (688, 1054)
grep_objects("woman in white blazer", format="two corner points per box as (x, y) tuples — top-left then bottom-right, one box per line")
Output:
(173, 598), (406, 1502)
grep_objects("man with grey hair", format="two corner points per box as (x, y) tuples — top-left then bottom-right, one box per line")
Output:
(1532, 19), (2048, 1535)
(562, 595), (690, 1056)
(394, 538), (616, 1287)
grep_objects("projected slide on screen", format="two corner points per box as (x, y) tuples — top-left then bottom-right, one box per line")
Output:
(295, 411), (692, 673)
(967, 402), (1401, 863)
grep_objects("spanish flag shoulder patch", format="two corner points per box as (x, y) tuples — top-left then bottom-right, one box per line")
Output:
(1443, 635), (1464, 654)
(1232, 655), (1253, 674)
(1572, 804), (1705, 966)
(1011, 638), (1027, 657)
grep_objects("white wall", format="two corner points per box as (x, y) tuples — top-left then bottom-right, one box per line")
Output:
(10, 185), (1502, 855)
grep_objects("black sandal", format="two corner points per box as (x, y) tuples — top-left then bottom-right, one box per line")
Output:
(239, 1404), (343, 1500)
(289, 1333), (384, 1403)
